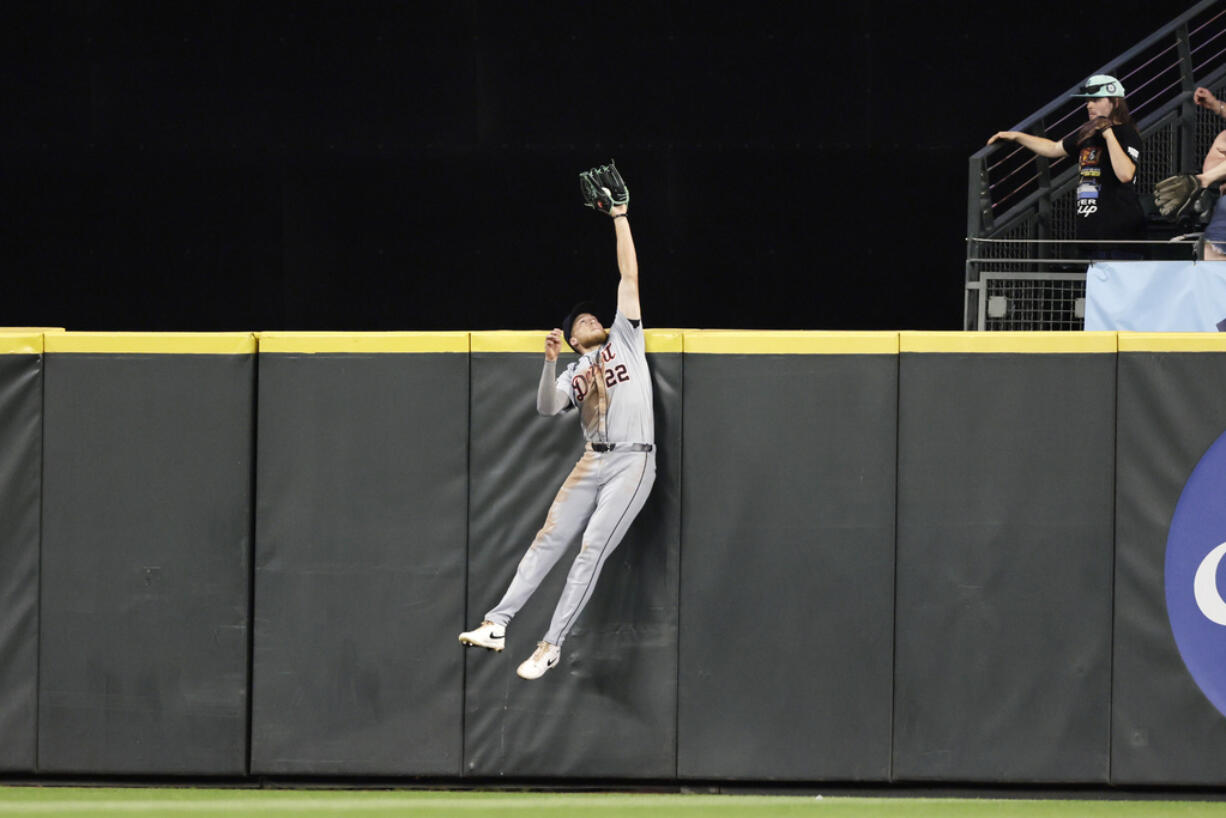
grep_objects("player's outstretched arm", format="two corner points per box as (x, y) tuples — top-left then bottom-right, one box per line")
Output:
(581, 161), (639, 321)
(612, 204), (640, 321)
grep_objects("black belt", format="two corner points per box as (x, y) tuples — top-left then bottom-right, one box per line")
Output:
(590, 443), (653, 453)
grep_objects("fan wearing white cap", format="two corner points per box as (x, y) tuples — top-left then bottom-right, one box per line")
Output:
(988, 74), (1145, 256)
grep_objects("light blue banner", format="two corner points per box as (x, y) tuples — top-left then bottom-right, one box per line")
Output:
(1084, 261), (1226, 332)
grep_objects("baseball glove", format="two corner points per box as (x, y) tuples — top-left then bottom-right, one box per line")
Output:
(1074, 116), (1113, 146)
(580, 161), (629, 215)
(1154, 173), (1206, 221)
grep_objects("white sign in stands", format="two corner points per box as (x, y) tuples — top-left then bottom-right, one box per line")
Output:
(1084, 261), (1226, 332)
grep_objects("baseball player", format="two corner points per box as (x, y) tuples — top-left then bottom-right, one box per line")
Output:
(459, 163), (656, 680)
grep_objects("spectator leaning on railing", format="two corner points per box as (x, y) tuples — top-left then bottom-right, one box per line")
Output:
(1194, 87), (1226, 261)
(1156, 88), (1226, 259)
(988, 74), (1145, 259)
(1195, 86), (1226, 121)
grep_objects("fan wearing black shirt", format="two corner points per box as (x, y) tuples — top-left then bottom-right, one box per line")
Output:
(988, 74), (1144, 257)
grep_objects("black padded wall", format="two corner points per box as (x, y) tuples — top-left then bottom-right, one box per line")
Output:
(18, 328), (1226, 786)
(463, 334), (682, 778)
(1112, 342), (1226, 785)
(0, 340), (42, 772)
(893, 341), (1116, 783)
(250, 342), (469, 775)
(677, 344), (897, 781)
(39, 340), (254, 774)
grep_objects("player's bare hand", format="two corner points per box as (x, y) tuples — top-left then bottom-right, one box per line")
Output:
(1195, 86), (1221, 112)
(987, 131), (1016, 145)
(545, 329), (563, 362)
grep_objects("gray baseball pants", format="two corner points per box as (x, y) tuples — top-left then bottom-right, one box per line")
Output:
(485, 448), (656, 646)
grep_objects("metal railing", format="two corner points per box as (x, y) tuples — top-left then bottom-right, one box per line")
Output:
(965, 0), (1226, 330)
(964, 237), (1204, 331)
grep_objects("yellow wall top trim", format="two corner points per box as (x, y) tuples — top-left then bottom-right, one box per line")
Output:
(0, 333), (43, 355)
(684, 331), (899, 355)
(471, 331), (547, 353)
(646, 330), (683, 353)
(43, 330), (1219, 355)
(471, 330), (683, 354)
(258, 332), (469, 354)
(46, 333), (256, 355)
(900, 332), (1118, 354)
(1118, 332), (1226, 352)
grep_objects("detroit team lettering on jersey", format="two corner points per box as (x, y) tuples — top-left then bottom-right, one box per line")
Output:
(556, 310), (653, 445)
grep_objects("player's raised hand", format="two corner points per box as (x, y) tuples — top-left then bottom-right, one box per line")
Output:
(580, 161), (629, 215)
(545, 329), (563, 362)
(599, 163), (629, 207)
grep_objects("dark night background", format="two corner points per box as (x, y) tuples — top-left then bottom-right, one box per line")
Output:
(4, 2), (1183, 332)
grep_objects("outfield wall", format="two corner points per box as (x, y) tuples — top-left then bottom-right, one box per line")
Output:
(2, 330), (1225, 785)
(0, 333), (42, 773)
(38, 333), (255, 775)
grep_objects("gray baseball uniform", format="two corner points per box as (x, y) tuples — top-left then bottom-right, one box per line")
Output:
(484, 310), (656, 646)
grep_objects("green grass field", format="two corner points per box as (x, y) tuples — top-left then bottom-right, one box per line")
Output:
(1, 788), (1225, 818)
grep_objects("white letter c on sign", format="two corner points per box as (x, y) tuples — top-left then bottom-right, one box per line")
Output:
(1194, 542), (1226, 626)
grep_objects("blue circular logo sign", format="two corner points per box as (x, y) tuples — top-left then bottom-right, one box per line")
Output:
(1166, 429), (1226, 718)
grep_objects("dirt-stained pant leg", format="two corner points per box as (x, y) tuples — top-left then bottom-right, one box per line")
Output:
(544, 451), (656, 646)
(484, 452), (599, 627)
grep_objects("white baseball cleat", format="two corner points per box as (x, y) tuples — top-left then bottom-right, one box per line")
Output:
(516, 641), (561, 680)
(459, 620), (505, 652)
